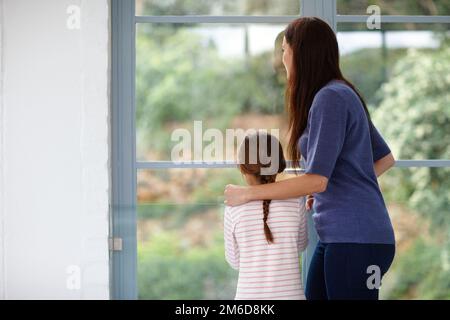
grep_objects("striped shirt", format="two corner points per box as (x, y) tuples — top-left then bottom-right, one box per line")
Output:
(224, 198), (308, 300)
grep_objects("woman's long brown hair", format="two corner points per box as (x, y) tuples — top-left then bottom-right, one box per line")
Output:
(238, 131), (286, 244)
(284, 17), (374, 168)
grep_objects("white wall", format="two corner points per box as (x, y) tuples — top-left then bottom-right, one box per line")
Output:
(0, 0), (110, 299)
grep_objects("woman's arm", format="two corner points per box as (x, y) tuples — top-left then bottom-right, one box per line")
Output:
(374, 152), (396, 177)
(225, 152), (395, 206)
(224, 173), (328, 206)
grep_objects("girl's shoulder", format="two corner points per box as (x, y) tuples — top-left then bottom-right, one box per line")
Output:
(225, 200), (263, 217)
(226, 198), (303, 218)
(270, 198), (302, 207)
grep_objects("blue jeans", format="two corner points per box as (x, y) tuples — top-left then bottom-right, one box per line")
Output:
(305, 241), (395, 300)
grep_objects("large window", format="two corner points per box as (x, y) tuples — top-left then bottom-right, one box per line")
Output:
(111, 0), (450, 300)
(134, 1), (299, 300)
(336, 3), (450, 299)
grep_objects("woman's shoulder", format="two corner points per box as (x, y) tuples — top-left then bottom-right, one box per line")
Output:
(314, 81), (349, 103)
(316, 80), (361, 107)
(311, 80), (363, 119)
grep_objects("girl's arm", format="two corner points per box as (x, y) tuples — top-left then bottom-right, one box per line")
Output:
(224, 207), (240, 270)
(224, 173), (328, 207)
(298, 199), (309, 252)
(374, 152), (396, 177)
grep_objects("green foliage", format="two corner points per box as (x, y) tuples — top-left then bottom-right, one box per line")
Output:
(136, 26), (284, 158)
(373, 44), (450, 230)
(138, 230), (238, 299)
(140, 0), (213, 15)
(387, 239), (450, 299)
(338, 0), (450, 15)
(138, 0), (300, 16)
(138, 203), (212, 221)
(341, 48), (408, 105)
(337, 0), (450, 31)
(190, 169), (243, 203)
(137, 169), (242, 221)
(372, 43), (450, 299)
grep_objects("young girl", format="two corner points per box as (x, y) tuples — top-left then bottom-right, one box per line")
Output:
(224, 131), (308, 300)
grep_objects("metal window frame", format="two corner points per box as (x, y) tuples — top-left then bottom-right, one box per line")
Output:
(111, 0), (137, 300)
(111, 0), (450, 300)
(136, 160), (450, 170)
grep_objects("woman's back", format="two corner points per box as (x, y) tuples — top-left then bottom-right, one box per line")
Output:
(224, 198), (308, 300)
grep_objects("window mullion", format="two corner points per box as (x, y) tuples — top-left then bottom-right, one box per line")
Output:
(301, 0), (337, 30)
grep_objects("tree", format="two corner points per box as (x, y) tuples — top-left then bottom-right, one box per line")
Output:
(338, 0), (450, 16)
(338, 0), (450, 31)
(373, 43), (450, 299)
(373, 44), (450, 229)
(135, 26), (284, 159)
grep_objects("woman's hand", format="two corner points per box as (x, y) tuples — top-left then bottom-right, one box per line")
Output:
(224, 184), (251, 207)
(305, 194), (314, 211)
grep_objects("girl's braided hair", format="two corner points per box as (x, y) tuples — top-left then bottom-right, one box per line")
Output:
(238, 131), (286, 243)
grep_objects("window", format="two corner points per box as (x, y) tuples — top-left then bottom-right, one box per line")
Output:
(112, 0), (450, 300)
(337, 1), (450, 299)
(134, 2), (301, 300)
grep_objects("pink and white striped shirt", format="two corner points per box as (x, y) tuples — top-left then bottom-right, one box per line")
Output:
(224, 198), (308, 300)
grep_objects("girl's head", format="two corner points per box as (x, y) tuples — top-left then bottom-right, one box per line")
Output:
(238, 131), (286, 184)
(237, 131), (286, 243)
(282, 17), (372, 167)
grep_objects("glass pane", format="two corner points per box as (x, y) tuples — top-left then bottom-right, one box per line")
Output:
(136, 0), (301, 16)
(136, 23), (288, 161)
(136, 165), (450, 300)
(337, 0), (450, 15)
(136, 168), (299, 299)
(378, 168), (450, 299)
(337, 24), (449, 158)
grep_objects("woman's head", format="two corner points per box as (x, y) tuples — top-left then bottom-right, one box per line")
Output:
(282, 17), (372, 167)
(237, 131), (286, 244)
(282, 17), (341, 82)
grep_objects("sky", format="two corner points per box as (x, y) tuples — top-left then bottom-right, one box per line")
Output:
(195, 25), (440, 57)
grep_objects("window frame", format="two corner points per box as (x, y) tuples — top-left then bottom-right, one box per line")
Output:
(111, 0), (450, 299)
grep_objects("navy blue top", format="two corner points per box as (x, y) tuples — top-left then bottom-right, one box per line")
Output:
(299, 80), (395, 244)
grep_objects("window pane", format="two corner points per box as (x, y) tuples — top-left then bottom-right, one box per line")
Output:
(378, 167), (450, 299)
(337, 23), (449, 159)
(136, 166), (450, 300)
(337, 0), (450, 15)
(137, 168), (238, 299)
(136, 168), (298, 299)
(136, 0), (301, 16)
(136, 23), (288, 161)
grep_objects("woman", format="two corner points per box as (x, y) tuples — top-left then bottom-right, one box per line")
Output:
(224, 17), (396, 300)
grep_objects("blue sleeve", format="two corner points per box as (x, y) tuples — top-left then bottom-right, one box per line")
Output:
(370, 122), (391, 162)
(304, 88), (347, 179)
